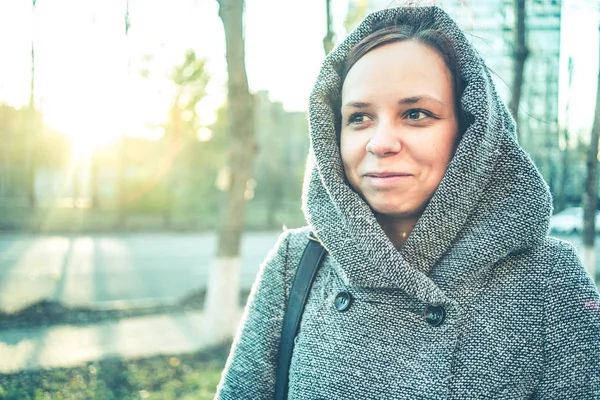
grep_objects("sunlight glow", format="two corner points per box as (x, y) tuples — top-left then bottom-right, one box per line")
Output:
(0, 0), (345, 149)
(71, 139), (96, 160)
(197, 127), (213, 142)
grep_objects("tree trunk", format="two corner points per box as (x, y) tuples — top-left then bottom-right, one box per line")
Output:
(204, 0), (256, 344)
(557, 128), (569, 212)
(557, 58), (575, 212)
(582, 24), (600, 284)
(118, 0), (131, 229)
(90, 150), (100, 209)
(117, 135), (127, 228)
(162, 175), (174, 229)
(163, 108), (181, 230)
(323, 0), (335, 55)
(544, 56), (558, 205)
(73, 162), (80, 208)
(25, 0), (38, 209)
(509, 0), (529, 144)
(1, 108), (11, 198)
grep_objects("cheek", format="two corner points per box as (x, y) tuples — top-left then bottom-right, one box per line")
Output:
(339, 133), (358, 171)
(434, 122), (459, 156)
(436, 137), (457, 164)
(339, 133), (365, 192)
(440, 129), (459, 164)
(416, 127), (458, 175)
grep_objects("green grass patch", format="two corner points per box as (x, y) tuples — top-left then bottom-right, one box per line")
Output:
(0, 344), (230, 400)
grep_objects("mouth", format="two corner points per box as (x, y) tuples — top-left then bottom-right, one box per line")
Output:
(362, 172), (413, 189)
(364, 172), (411, 178)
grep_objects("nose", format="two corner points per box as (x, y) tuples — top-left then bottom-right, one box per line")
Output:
(365, 119), (402, 157)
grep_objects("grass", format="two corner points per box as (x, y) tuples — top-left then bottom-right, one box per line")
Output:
(0, 344), (230, 400)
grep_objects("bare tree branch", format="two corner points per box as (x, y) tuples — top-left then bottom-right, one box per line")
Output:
(509, 0), (529, 143)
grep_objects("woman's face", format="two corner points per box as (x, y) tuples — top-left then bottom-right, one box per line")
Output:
(340, 40), (459, 219)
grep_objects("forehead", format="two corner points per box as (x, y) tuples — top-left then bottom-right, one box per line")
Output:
(341, 40), (454, 102)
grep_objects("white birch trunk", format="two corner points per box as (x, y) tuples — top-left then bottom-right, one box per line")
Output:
(204, 257), (242, 344)
(205, 0), (255, 346)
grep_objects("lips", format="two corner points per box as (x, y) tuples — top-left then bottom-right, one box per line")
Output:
(364, 172), (411, 178)
(363, 172), (412, 189)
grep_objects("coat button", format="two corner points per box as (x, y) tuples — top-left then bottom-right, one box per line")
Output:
(333, 292), (353, 312)
(424, 305), (445, 326)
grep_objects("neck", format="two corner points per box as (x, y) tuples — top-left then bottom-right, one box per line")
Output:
(375, 213), (419, 250)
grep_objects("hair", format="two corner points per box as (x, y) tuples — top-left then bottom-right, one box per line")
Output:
(337, 18), (469, 136)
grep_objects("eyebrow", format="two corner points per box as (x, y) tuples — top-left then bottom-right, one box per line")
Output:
(343, 95), (447, 108)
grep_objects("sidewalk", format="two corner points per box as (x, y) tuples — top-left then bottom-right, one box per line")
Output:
(0, 311), (219, 374)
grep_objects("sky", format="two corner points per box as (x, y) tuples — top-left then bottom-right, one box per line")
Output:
(0, 0), (349, 148)
(559, 0), (599, 136)
(0, 0), (598, 148)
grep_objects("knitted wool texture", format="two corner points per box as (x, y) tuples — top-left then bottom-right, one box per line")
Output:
(216, 6), (600, 399)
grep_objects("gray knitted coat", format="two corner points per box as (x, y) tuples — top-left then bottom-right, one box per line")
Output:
(216, 6), (600, 399)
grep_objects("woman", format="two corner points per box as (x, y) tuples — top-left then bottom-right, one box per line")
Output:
(216, 5), (600, 399)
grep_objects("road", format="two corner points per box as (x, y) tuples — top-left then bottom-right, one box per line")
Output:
(0, 231), (598, 313)
(0, 231), (282, 312)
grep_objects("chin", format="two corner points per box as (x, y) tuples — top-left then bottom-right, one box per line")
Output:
(369, 202), (420, 219)
(366, 196), (429, 220)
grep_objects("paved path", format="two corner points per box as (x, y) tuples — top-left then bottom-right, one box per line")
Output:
(0, 231), (282, 313)
(0, 310), (232, 373)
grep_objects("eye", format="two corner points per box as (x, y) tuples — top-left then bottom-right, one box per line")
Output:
(346, 112), (371, 125)
(405, 110), (429, 121)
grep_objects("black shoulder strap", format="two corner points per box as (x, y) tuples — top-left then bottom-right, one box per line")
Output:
(274, 234), (326, 400)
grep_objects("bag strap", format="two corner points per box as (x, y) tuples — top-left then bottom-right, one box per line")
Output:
(274, 234), (326, 400)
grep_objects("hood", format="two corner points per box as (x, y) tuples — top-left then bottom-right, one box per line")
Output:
(301, 6), (552, 304)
